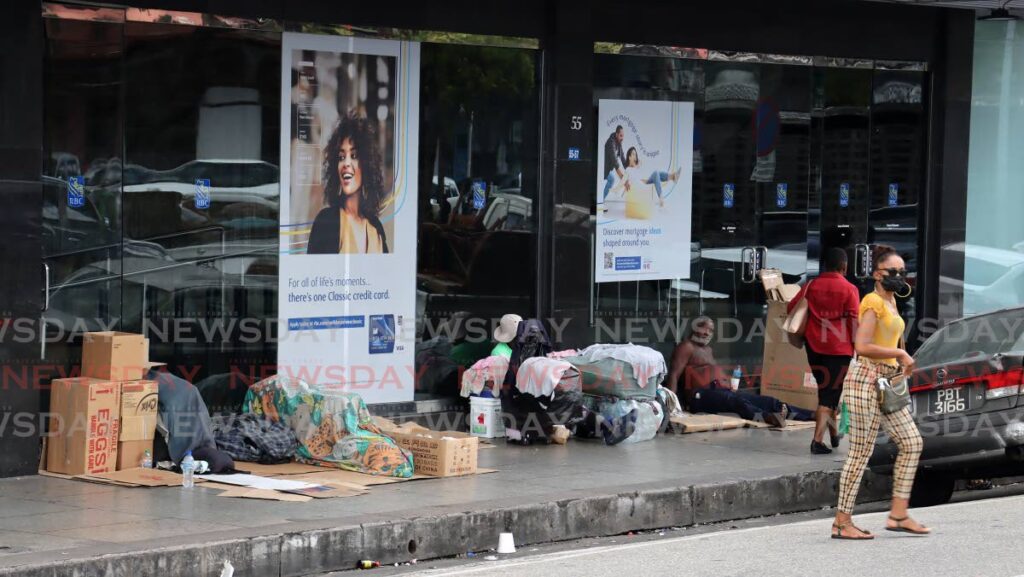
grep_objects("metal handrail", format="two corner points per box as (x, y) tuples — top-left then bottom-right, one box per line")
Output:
(44, 245), (274, 292)
(43, 225), (227, 260)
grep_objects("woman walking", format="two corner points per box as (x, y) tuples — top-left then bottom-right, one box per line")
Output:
(832, 245), (930, 540)
(789, 247), (859, 455)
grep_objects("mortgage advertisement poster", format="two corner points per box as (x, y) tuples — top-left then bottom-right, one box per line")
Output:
(278, 33), (420, 403)
(595, 99), (694, 283)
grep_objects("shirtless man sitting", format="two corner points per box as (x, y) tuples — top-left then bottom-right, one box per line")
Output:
(666, 316), (795, 427)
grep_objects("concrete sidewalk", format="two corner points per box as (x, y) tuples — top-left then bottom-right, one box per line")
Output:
(0, 427), (891, 576)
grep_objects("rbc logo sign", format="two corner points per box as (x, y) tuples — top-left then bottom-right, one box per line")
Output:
(776, 183), (788, 208)
(194, 179), (211, 209)
(839, 182), (850, 208)
(67, 176), (85, 209)
(888, 183), (899, 207)
(472, 180), (486, 210)
(723, 183), (735, 208)
(568, 147), (580, 161)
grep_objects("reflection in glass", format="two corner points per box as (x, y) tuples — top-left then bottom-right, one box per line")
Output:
(119, 22), (281, 412)
(415, 43), (539, 397)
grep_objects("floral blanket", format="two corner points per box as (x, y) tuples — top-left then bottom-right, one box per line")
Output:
(243, 376), (414, 478)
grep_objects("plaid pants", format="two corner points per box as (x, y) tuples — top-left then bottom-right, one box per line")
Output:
(837, 359), (923, 514)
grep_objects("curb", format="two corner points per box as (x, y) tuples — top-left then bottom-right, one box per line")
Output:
(0, 470), (892, 577)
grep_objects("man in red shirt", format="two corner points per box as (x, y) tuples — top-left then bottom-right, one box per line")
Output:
(789, 247), (860, 454)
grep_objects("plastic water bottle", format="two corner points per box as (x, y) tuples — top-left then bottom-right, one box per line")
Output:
(731, 365), (742, 390)
(181, 451), (195, 488)
(140, 450), (153, 469)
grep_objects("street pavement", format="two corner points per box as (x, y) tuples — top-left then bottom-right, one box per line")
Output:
(387, 492), (1024, 577)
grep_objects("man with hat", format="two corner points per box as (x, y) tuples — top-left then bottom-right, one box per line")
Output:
(491, 313), (522, 359)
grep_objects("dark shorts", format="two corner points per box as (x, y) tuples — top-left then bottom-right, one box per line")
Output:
(805, 348), (852, 410)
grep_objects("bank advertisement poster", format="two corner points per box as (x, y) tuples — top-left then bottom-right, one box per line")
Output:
(595, 99), (694, 283)
(278, 33), (419, 403)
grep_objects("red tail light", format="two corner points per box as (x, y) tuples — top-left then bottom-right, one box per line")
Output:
(913, 368), (1024, 399)
(982, 368), (1024, 400)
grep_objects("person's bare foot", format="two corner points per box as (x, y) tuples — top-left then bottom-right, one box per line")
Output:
(832, 521), (873, 540)
(886, 516), (931, 535)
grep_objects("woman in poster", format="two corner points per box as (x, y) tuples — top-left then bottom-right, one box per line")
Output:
(612, 147), (681, 208)
(307, 112), (391, 254)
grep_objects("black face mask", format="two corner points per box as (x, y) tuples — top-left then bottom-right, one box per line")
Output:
(879, 272), (908, 293)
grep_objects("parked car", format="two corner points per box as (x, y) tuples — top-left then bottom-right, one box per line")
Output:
(429, 176), (460, 220)
(869, 305), (1024, 506)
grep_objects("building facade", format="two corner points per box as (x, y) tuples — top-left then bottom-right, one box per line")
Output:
(3, 0), (1021, 476)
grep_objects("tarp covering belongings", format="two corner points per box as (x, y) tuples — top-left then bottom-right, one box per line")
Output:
(566, 344), (667, 399)
(243, 376), (414, 478)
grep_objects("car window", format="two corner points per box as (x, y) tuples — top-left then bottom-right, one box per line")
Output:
(914, 308), (1024, 367)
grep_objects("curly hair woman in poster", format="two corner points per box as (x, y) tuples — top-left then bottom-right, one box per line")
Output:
(307, 112), (390, 254)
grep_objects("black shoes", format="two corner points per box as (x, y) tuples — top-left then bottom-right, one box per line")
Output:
(830, 432), (842, 449)
(811, 441), (833, 455)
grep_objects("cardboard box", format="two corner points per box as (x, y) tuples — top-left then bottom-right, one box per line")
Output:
(759, 270), (818, 410)
(82, 332), (149, 381)
(47, 377), (121, 476)
(117, 439), (153, 470)
(385, 428), (479, 477)
(119, 380), (158, 441)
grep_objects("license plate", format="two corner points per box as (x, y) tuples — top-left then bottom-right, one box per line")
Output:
(927, 386), (971, 416)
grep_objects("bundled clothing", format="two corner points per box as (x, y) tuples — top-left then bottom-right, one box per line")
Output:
(501, 320), (587, 441)
(567, 344), (667, 399)
(500, 320), (632, 445)
(211, 413), (298, 464)
(244, 376), (414, 477)
(515, 357), (580, 398)
(576, 343), (666, 380)
(461, 355), (510, 397)
(149, 369), (235, 473)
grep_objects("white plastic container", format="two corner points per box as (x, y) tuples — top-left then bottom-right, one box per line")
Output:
(469, 397), (505, 438)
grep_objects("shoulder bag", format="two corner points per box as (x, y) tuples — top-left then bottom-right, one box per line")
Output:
(876, 335), (911, 414)
(782, 279), (813, 348)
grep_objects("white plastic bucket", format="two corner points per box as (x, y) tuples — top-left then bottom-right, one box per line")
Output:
(469, 397), (505, 438)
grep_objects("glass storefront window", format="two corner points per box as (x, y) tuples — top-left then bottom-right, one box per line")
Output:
(41, 6), (540, 409)
(591, 47), (929, 371)
(962, 21), (1024, 318)
(415, 43), (540, 398)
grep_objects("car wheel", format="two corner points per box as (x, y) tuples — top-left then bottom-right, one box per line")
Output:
(909, 474), (955, 508)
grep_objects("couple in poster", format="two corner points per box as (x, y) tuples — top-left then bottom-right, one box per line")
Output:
(593, 99), (693, 284)
(598, 123), (681, 216)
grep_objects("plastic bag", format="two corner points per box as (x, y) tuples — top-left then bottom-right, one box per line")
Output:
(598, 398), (661, 444)
(839, 401), (850, 436)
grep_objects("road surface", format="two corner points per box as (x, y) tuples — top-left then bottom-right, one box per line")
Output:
(376, 492), (1024, 577)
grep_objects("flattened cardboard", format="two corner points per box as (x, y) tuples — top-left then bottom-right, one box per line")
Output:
(217, 487), (313, 502)
(289, 469), (406, 487)
(47, 377), (121, 476)
(669, 414), (748, 433)
(82, 332), (149, 381)
(77, 467), (189, 487)
(235, 462), (326, 477)
(283, 482), (368, 499)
